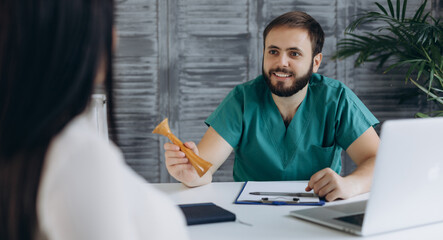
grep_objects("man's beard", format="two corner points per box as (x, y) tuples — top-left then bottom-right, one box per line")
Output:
(263, 61), (313, 97)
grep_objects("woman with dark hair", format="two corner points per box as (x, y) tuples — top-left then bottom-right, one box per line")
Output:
(0, 0), (189, 239)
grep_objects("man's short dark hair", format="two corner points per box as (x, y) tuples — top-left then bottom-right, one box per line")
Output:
(263, 11), (325, 56)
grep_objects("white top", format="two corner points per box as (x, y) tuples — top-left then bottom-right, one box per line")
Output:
(37, 113), (189, 240)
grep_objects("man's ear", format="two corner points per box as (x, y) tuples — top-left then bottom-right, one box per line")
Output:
(312, 53), (323, 73)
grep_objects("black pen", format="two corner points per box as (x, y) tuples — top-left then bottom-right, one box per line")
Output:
(249, 192), (318, 198)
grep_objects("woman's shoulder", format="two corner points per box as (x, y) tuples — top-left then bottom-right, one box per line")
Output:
(38, 113), (189, 240)
(39, 113), (125, 201)
(48, 113), (122, 169)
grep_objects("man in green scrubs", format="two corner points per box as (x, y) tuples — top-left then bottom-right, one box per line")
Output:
(163, 11), (380, 202)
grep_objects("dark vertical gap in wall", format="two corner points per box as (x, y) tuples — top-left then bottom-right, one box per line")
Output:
(168, 0), (179, 137)
(432, 0), (443, 17)
(254, 0), (265, 78)
(158, 0), (170, 183)
(168, 0), (181, 183)
(339, 0), (358, 176)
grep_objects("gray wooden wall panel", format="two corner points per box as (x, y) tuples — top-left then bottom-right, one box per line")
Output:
(114, 0), (438, 183)
(173, 0), (253, 182)
(114, 0), (161, 182)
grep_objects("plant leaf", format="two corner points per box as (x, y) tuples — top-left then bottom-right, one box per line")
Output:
(417, 61), (426, 80)
(384, 59), (421, 74)
(430, 45), (442, 65)
(431, 87), (443, 93)
(428, 66), (435, 92)
(412, 0), (427, 21)
(404, 60), (421, 82)
(434, 72), (443, 88)
(375, 2), (388, 15)
(415, 112), (430, 118)
(421, 12), (430, 23)
(396, 0), (400, 20)
(387, 0), (395, 18)
(401, 0), (407, 21)
(410, 78), (443, 105)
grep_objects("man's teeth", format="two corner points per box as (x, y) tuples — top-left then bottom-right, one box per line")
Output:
(274, 72), (291, 77)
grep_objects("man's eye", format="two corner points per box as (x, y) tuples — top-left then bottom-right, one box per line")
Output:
(290, 52), (300, 57)
(269, 50), (278, 55)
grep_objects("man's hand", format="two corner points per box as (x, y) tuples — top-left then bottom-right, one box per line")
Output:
(164, 141), (209, 187)
(306, 127), (379, 202)
(162, 126), (233, 188)
(305, 168), (358, 202)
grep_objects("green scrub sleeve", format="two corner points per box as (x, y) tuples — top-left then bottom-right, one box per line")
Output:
(335, 87), (379, 150)
(205, 87), (243, 148)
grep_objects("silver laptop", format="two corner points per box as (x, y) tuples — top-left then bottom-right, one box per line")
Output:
(290, 117), (443, 236)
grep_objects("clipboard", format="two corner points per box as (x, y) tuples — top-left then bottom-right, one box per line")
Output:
(234, 181), (325, 206)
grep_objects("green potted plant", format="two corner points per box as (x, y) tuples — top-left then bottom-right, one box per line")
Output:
(332, 0), (443, 117)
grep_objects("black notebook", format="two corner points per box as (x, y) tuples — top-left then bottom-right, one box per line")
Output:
(178, 202), (236, 226)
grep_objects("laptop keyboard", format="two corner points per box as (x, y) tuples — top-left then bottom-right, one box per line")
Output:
(335, 213), (365, 226)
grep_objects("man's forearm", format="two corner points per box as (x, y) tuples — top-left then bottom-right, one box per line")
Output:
(344, 156), (376, 195)
(182, 170), (213, 188)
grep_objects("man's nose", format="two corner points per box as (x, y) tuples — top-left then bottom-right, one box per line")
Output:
(277, 54), (290, 67)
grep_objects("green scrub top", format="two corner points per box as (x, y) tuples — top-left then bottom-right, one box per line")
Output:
(205, 73), (379, 181)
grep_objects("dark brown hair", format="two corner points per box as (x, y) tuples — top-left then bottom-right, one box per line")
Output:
(0, 0), (115, 239)
(263, 11), (325, 56)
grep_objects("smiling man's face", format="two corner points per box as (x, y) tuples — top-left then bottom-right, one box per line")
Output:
(263, 26), (322, 97)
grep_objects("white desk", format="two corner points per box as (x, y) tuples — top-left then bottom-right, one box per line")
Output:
(153, 182), (443, 240)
